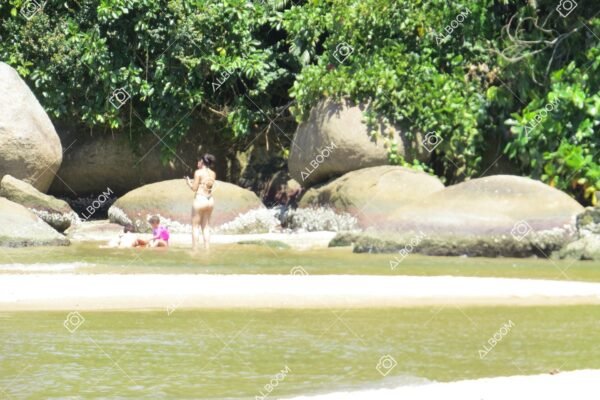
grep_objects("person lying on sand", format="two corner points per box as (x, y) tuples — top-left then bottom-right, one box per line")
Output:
(102, 224), (143, 248)
(102, 217), (169, 248)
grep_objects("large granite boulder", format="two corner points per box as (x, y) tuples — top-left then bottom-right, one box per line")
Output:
(299, 166), (445, 228)
(108, 179), (264, 232)
(0, 198), (69, 247)
(384, 175), (583, 236)
(329, 175), (583, 258)
(0, 62), (62, 192)
(49, 133), (188, 196)
(288, 99), (427, 187)
(0, 175), (78, 232)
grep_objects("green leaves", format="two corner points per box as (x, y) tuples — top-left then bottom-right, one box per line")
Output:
(0, 0), (298, 158)
(0, 0), (598, 204)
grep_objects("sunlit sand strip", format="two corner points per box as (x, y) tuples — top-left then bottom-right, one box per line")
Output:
(1, 274), (600, 311)
(287, 369), (600, 400)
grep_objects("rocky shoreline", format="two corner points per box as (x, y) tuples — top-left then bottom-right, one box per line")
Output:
(1, 61), (599, 259)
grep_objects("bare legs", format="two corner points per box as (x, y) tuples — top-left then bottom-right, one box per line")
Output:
(200, 211), (211, 250)
(192, 212), (201, 251)
(192, 204), (213, 251)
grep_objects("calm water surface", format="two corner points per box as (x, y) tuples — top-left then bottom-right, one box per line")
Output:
(1, 243), (600, 399)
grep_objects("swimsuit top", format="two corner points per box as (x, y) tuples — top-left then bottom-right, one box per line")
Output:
(152, 226), (170, 242)
(196, 178), (215, 197)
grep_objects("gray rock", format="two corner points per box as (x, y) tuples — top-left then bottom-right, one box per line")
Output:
(0, 197), (69, 247)
(330, 229), (568, 258)
(0, 62), (62, 192)
(576, 207), (600, 235)
(49, 132), (188, 196)
(108, 179), (264, 232)
(326, 174), (584, 258)
(0, 175), (78, 232)
(288, 99), (427, 187)
(557, 207), (600, 260)
(299, 166), (445, 229)
(384, 175), (583, 236)
(559, 234), (600, 261)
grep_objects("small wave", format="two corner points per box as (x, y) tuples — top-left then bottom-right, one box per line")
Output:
(0, 262), (94, 272)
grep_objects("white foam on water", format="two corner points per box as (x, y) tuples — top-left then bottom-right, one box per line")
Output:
(286, 369), (600, 400)
(0, 262), (94, 272)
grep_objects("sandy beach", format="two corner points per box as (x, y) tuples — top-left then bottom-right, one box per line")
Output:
(2, 274), (600, 311)
(287, 369), (600, 399)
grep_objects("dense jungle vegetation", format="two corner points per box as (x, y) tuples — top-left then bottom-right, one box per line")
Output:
(0, 0), (598, 204)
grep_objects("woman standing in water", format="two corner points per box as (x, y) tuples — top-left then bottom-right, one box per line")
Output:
(186, 154), (216, 251)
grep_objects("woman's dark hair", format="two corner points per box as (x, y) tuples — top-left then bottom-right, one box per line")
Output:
(201, 153), (216, 168)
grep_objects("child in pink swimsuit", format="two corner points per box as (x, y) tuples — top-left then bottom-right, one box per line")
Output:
(148, 215), (170, 247)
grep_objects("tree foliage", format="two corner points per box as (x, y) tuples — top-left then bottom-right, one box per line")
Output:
(0, 0), (598, 204)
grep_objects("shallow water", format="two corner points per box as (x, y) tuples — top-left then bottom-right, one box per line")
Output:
(2, 243), (600, 398)
(1, 243), (599, 282)
(1, 307), (600, 399)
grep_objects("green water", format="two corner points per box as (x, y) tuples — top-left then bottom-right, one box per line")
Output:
(1, 243), (600, 282)
(2, 244), (600, 398)
(1, 307), (600, 399)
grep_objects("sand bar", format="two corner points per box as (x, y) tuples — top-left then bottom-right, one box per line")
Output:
(2, 274), (600, 311)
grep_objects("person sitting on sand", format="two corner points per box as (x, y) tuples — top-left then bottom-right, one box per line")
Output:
(145, 215), (170, 248)
(132, 216), (170, 248)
